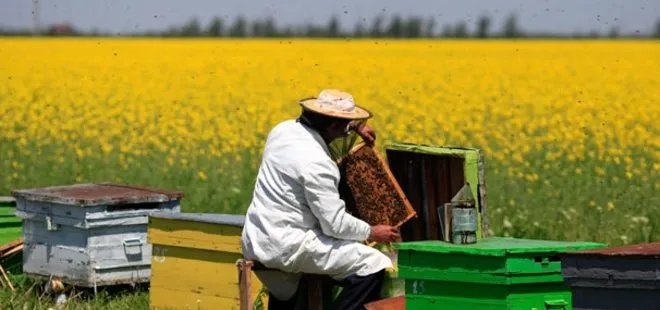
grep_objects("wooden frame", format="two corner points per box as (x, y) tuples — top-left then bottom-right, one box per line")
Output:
(337, 142), (417, 246)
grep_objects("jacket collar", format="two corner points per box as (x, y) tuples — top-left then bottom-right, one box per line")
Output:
(296, 118), (332, 158)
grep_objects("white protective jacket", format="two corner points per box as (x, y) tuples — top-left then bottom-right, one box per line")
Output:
(241, 119), (393, 300)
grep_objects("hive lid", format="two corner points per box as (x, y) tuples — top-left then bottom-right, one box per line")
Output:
(11, 183), (184, 207)
(149, 212), (245, 227)
(393, 237), (607, 257)
(559, 241), (660, 257)
(385, 142), (482, 157)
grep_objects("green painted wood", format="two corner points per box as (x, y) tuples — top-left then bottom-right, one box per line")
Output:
(395, 237), (606, 309)
(384, 142), (488, 239)
(394, 237), (607, 257)
(406, 292), (571, 310)
(0, 200), (22, 246)
(405, 280), (573, 308)
(394, 237), (607, 284)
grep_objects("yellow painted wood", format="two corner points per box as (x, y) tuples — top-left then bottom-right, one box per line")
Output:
(150, 245), (253, 299)
(148, 217), (242, 254)
(149, 286), (240, 310)
(148, 216), (269, 309)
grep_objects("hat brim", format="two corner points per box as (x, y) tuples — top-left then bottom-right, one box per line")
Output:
(299, 97), (372, 120)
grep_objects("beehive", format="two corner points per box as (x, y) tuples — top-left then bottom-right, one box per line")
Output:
(338, 142), (416, 229)
(394, 237), (608, 309)
(12, 183), (182, 288)
(383, 142), (489, 242)
(559, 242), (660, 310)
(147, 212), (267, 310)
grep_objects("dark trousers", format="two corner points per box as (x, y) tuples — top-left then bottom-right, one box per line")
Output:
(268, 269), (386, 310)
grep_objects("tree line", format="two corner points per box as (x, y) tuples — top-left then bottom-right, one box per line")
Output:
(2, 13), (660, 38)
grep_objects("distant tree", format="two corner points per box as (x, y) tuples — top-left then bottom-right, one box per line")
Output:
(353, 21), (366, 38)
(386, 15), (404, 38)
(263, 18), (277, 37)
(303, 23), (325, 37)
(454, 21), (468, 38)
(370, 14), (385, 37)
(423, 17), (436, 37)
(503, 13), (520, 38)
(440, 24), (453, 37)
(251, 19), (264, 37)
(181, 17), (201, 36)
(228, 16), (247, 37)
(655, 19), (660, 38)
(608, 26), (620, 38)
(476, 15), (491, 38)
(404, 17), (423, 38)
(207, 17), (224, 36)
(282, 26), (295, 37)
(327, 15), (340, 37)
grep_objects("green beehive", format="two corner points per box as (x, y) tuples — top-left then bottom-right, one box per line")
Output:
(393, 237), (607, 310)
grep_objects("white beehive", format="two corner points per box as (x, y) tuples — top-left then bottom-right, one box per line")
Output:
(12, 183), (182, 289)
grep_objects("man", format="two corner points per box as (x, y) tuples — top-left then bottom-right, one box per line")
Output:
(241, 89), (401, 310)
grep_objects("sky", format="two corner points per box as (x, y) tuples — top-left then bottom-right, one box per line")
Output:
(0, 0), (658, 35)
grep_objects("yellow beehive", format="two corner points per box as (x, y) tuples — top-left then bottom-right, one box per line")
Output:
(147, 212), (268, 309)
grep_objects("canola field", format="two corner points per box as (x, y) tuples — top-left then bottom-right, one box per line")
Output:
(0, 38), (658, 246)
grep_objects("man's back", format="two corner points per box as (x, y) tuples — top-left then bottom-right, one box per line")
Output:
(241, 119), (333, 267)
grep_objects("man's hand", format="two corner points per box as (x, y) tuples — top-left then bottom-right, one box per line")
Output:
(368, 225), (401, 243)
(352, 122), (376, 146)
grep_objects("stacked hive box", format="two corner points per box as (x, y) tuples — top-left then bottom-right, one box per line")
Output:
(559, 242), (660, 309)
(147, 212), (267, 309)
(393, 237), (607, 309)
(12, 183), (182, 289)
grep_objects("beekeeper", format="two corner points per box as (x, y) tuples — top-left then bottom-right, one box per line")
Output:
(241, 89), (401, 310)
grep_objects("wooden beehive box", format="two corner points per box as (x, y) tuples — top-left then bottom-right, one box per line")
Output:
(147, 212), (267, 310)
(383, 142), (489, 242)
(559, 241), (660, 309)
(11, 183), (182, 289)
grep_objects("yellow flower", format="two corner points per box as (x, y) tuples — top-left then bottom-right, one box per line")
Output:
(198, 171), (208, 181)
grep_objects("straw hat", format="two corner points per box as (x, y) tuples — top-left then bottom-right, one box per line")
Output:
(299, 89), (372, 120)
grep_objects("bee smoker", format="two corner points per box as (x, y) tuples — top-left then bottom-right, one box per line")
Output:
(451, 200), (478, 244)
(442, 183), (478, 245)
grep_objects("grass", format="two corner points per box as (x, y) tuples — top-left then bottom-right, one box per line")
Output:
(0, 275), (148, 310)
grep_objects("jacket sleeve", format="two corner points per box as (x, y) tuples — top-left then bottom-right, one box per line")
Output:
(301, 159), (372, 241)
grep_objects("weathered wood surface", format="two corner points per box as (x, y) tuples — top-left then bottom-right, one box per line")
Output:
(148, 214), (268, 310)
(16, 200), (180, 229)
(148, 217), (243, 254)
(12, 183), (184, 207)
(15, 190), (180, 288)
(149, 212), (245, 227)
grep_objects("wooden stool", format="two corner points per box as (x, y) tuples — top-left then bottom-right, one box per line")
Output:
(237, 258), (324, 310)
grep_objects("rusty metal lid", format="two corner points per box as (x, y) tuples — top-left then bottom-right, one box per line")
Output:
(11, 183), (184, 207)
(561, 242), (660, 257)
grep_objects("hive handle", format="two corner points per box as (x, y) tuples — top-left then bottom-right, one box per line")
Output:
(122, 237), (143, 247)
(545, 299), (567, 309)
